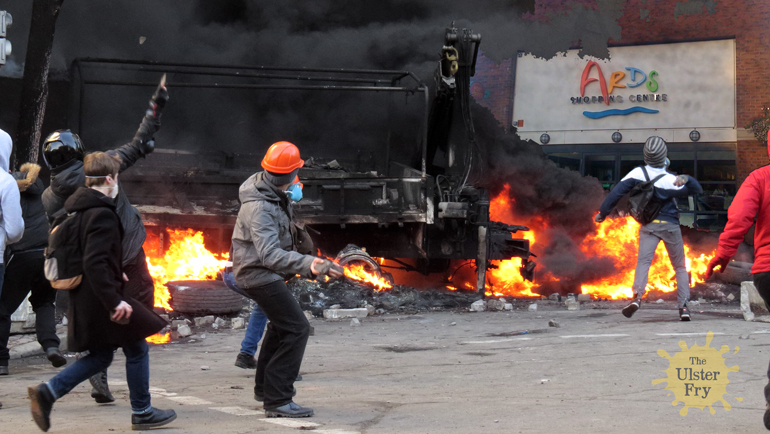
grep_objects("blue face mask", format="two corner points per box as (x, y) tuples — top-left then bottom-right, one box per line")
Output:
(286, 182), (303, 202)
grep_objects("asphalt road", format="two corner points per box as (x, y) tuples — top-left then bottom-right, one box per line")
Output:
(1, 302), (769, 433)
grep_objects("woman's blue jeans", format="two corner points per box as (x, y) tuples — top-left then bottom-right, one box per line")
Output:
(47, 339), (151, 413)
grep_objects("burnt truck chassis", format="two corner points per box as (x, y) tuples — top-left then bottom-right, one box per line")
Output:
(67, 26), (534, 294)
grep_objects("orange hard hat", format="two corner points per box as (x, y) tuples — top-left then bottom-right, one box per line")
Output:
(261, 141), (304, 174)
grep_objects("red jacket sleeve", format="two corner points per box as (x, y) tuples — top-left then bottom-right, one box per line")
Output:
(718, 172), (763, 259)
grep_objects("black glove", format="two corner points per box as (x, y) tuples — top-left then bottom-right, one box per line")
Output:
(594, 212), (605, 223)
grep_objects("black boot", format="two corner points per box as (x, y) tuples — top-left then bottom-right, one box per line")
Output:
(0, 365), (8, 375)
(89, 370), (114, 403)
(234, 352), (257, 369)
(46, 348), (67, 368)
(28, 384), (55, 432)
(131, 407), (177, 430)
(622, 296), (642, 318)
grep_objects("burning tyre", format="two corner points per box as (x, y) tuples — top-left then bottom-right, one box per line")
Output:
(167, 280), (247, 315)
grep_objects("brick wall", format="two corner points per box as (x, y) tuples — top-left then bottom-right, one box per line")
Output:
(473, 0), (770, 181)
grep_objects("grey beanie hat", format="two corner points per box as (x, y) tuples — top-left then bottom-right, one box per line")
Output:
(643, 136), (667, 168)
(263, 168), (300, 186)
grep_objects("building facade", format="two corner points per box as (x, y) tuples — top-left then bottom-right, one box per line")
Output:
(471, 0), (770, 231)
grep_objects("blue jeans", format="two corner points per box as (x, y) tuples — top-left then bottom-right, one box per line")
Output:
(47, 339), (151, 413)
(223, 270), (268, 356)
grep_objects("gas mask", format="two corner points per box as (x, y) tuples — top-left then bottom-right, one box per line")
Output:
(285, 182), (303, 202)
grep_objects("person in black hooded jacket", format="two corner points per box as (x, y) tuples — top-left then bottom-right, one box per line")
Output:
(0, 163), (66, 375)
(27, 152), (175, 432)
(40, 80), (168, 403)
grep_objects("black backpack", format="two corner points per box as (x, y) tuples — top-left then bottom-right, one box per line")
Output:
(44, 209), (84, 290)
(627, 166), (667, 225)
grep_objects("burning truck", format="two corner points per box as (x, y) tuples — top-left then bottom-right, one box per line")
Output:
(65, 25), (535, 310)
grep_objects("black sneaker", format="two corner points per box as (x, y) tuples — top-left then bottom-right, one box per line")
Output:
(234, 353), (257, 369)
(622, 299), (641, 318)
(680, 305), (691, 321)
(254, 386), (296, 402)
(28, 384), (55, 432)
(89, 370), (115, 403)
(296, 374), (303, 381)
(46, 348), (67, 368)
(265, 401), (313, 418)
(0, 365), (8, 376)
(131, 407), (177, 430)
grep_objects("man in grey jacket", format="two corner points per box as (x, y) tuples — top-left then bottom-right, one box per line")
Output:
(232, 141), (342, 418)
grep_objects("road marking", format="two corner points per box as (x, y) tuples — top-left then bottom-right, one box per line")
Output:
(752, 330), (770, 334)
(462, 338), (533, 344)
(262, 419), (320, 428)
(210, 406), (264, 416)
(560, 334), (629, 338)
(314, 430), (361, 434)
(167, 396), (213, 405)
(149, 387), (177, 397)
(655, 332), (725, 336)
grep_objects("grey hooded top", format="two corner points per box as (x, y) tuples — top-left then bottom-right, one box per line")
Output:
(231, 172), (315, 289)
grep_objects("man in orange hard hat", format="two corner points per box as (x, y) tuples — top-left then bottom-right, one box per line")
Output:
(231, 141), (343, 418)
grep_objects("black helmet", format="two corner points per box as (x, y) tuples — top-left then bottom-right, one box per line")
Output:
(42, 129), (86, 169)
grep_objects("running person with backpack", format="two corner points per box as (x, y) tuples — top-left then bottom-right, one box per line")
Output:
(594, 136), (703, 321)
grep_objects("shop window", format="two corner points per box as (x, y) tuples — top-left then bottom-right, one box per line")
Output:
(698, 184), (737, 212)
(585, 155), (616, 190)
(667, 151), (695, 176)
(619, 155), (644, 177)
(697, 151), (736, 182)
(547, 153), (580, 172)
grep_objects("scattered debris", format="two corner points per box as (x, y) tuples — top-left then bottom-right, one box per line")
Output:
(548, 293), (561, 301)
(171, 319), (190, 330)
(176, 325), (192, 337)
(540, 379), (550, 384)
(504, 303), (513, 311)
(656, 299), (664, 304)
(449, 322), (457, 326)
(323, 308), (369, 320)
(212, 317), (227, 329)
(689, 300), (700, 307)
(548, 320), (560, 328)
(470, 300), (486, 312)
(350, 318), (361, 327)
(201, 365), (210, 371)
(330, 304), (342, 309)
(528, 303), (537, 312)
(194, 316), (215, 327)
(741, 281), (770, 322)
(565, 298), (580, 311)
(727, 293), (735, 301)
(577, 294), (591, 302)
(231, 318), (245, 329)
(365, 304), (376, 316)
(487, 299), (506, 311)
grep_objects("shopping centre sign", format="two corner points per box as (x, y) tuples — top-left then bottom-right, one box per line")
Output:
(512, 40), (736, 144)
(573, 61), (667, 119)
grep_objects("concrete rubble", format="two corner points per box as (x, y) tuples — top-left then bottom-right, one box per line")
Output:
(528, 303), (537, 312)
(565, 298), (580, 311)
(350, 318), (361, 327)
(323, 308), (369, 320)
(194, 315), (216, 327)
(231, 318), (245, 329)
(177, 324), (193, 337)
(470, 300), (486, 312)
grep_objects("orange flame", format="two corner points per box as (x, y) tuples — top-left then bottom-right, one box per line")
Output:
(143, 229), (229, 310)
(146, 332), (171, 344)
(343, 263), (393, 290)
(467, 183), (716, 300)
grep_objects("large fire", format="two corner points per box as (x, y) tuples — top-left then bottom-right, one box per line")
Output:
(144, 229), (230, 310)
(476, 183), (716, 300)
(142, 182), (716, 307)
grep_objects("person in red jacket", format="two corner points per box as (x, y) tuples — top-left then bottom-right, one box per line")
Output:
(707, 130), (770, 430)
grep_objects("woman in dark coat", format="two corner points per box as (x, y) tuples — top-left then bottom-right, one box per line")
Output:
(27, 152), (175, 432)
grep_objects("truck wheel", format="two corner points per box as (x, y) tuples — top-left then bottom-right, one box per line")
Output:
(167, 280), (247, 315)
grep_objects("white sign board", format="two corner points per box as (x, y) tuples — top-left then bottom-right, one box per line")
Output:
(512, 40), (736, 144)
